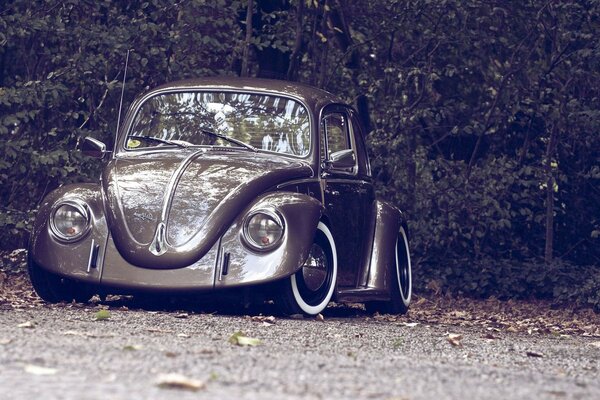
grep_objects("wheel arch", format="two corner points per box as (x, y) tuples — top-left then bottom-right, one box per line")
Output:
(29, 183), (108, 284)
(216, 191), (325, 288)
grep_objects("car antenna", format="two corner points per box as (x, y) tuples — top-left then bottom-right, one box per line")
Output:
(115, 49), (131, 136)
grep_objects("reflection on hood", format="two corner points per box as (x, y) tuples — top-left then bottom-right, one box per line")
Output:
(101, 150), (312, 268)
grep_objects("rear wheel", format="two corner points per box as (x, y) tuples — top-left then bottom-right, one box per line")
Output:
(278, 222), (337, 316)
(366, 226), (412, 314)
(28, 256), (94, 303)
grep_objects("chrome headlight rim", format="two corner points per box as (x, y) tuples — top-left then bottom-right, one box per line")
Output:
(242, 208), (285, 252)
(49, 199), (92, 243)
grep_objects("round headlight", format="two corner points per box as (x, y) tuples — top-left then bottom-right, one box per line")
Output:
(50, 200), (91, 242)
(243, 210), (284, 251)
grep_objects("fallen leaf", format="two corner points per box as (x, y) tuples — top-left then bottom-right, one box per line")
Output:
(60, 330), (114, 338)
(526, 351), (544, 358)
(545, 390), (567, 397)
(174, 313), (189, 319)
(228, 331), (261, 346)
(414, 297), (427, 306)
(315, 313), (324, 321)
(94, 309), (111, 321)
(402, 322), (419, 328)
(123, 344), (142, 351)
(62, 330), (86, 336)
(147, 328), (174, 334)
(590, 341), (600, 348)
(250, 315), (276, 324)
(156, 373), (205, 391)
(24, 365), (57, 375)
(177, 333), (190, 338)
(447, 333), (463, 347)
(17, 321), (35, 329)
(0, 338), (12, 345)
(483, 332), (499, 340)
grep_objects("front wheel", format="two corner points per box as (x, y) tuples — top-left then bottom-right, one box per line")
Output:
(366, 225), (412, 314)
(28, 256), (94, 304)
(277, 222), (337, 316)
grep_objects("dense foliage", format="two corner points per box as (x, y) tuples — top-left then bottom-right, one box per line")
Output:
(1, 0), (599, 307)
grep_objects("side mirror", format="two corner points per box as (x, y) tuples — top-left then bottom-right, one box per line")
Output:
(81, 137), (107, 159)
(325, 149), (356, 170)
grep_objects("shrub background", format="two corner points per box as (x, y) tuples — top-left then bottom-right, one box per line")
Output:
(1, 0), (598, 307)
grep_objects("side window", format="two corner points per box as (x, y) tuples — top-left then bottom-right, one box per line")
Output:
(323, 113), (350, 157)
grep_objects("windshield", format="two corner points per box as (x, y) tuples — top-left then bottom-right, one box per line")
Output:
(125, 91), (311, 157)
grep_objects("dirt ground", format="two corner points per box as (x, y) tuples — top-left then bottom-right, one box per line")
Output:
(1, 249), (599, 399)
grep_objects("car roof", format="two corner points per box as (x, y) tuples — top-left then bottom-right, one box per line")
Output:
(148, 77), (345, 112)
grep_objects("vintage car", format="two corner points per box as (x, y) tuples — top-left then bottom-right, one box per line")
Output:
(28, 77), (412, 316)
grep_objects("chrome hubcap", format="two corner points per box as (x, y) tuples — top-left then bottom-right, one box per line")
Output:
(301, 243), (328, 292)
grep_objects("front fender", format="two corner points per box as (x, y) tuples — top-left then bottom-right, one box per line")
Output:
(29, 184), (108, 284)
(216, 191), (323, 287)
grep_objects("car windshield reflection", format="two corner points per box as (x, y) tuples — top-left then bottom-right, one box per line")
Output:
(125, 91), (310, 157)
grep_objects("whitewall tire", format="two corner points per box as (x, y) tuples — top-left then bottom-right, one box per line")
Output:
(278, 222), (337, 316)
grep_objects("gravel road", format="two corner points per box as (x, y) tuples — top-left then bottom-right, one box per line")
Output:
(1, 303), (599, 400)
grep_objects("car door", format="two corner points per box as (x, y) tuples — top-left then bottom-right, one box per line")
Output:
(320, 106), (373, 287)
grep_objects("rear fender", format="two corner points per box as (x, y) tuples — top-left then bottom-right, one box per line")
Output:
(364, 200), (403, 292)
(215, 191), (323, 287)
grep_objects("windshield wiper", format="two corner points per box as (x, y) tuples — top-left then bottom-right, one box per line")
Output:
(127, 135), (189, 148)
(200, 129), (257, 152)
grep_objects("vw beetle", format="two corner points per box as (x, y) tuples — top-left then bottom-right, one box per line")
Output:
(28, 77), (412, 316)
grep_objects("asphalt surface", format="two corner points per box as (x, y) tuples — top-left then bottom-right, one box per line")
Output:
(1, 304), (599, 400)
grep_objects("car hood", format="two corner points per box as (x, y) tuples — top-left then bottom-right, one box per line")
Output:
(101, 150), (313, 269)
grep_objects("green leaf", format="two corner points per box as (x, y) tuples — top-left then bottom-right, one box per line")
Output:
(94, 310), (111, 321)
(228, 331), (261, 346)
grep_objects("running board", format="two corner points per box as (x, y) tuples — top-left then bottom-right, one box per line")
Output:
(335, 287), (390, 303)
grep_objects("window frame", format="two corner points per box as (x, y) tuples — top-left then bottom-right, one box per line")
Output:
(320, 106), (358, 176)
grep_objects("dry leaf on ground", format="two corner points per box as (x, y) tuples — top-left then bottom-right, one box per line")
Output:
(17, 321), (35, 329)
(24, 365), (57, 375)
(526, 351), (544, 358)
(156, 373), (205, 391)
(447, 333), (463, 347)
(249, 315), (276, 325)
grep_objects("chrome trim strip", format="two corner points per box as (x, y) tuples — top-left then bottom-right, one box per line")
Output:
(160, 149), (206, 224)
(148, 148), (205, 255)
(322, 178), (371, 185)
(276, 178), (320, 189)
(86, 239), (96, 273)
(216, 237), (224, 282)
(149, 221), (167, 256)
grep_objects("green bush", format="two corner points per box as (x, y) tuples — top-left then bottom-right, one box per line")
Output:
(1, 0), (599, 308)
